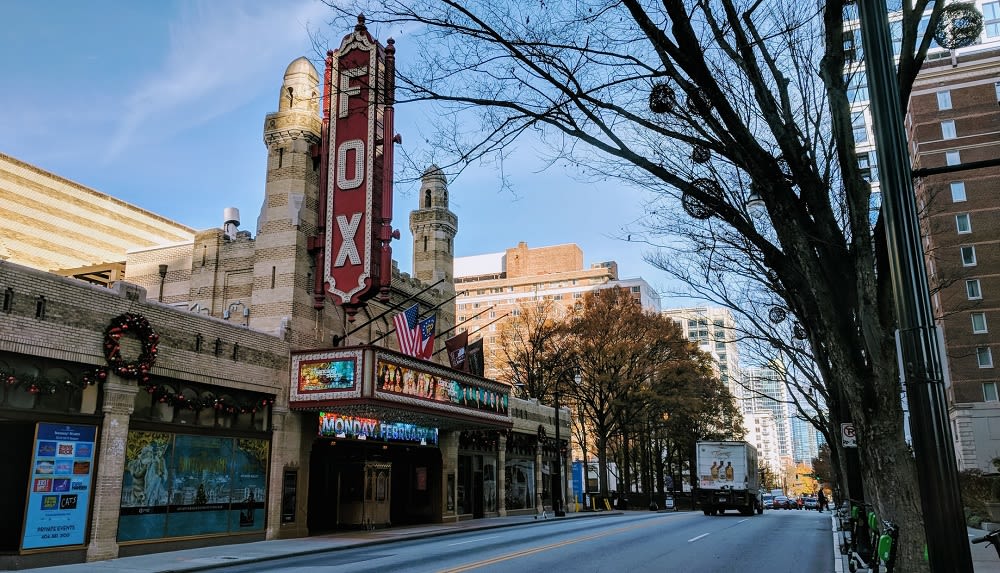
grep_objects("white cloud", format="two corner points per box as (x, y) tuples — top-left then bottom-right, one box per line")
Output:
(105, 0), (329, 162)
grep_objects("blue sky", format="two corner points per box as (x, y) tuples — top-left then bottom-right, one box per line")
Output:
(1, 1), (673, 300)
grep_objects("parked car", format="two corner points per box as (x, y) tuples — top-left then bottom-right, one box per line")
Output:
(762, 495), (774, 509)
(803, 496), (819, 510)
(773, 495), (790, 509)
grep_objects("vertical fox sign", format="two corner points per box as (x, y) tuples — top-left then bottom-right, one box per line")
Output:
(323, 15), (397, 320)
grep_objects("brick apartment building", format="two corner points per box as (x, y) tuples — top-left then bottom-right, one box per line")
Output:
(454, 242), (660, 380)
(909, 45), (1000, 471)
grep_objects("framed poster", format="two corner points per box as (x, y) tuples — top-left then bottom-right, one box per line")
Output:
(21, 423), (97, 550)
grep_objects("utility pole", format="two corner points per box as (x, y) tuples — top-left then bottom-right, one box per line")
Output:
(856, 2), (973, 570)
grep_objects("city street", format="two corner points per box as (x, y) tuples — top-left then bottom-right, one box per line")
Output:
(205, 511), (832, 573)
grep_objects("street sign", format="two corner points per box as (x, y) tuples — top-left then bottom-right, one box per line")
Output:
(841, 422), (857, 448)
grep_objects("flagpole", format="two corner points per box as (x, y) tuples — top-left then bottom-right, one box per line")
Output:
(432, 311), (510, 356)
(431, 306), (496, 346)
(369, 287), (469, 345)
(333, 279), (446, 344)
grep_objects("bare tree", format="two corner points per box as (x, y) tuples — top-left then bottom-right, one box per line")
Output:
(320, 2), (947, 569)
(495, 298), (569, 400)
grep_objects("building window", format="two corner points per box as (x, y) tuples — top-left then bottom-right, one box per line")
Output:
(843, 28), (863, 63)
(977, 346), (993, 368)
(631, 286), (641, 293)
(986, 2), (1000, 37)
(985, 382), (999, 402)
(946, 150), (961, 166)
(845, 71), (868, 102)
(995, 81), (1000, 102)
(852, 111), (868, 143)
(950, 181), (967, 202)
(936, 91), (952, 110)
(489, 311), (496, 319)
(941, 120), (956, 140)
(956, 213), (972, 234)
(972, 312), (989, 334)
(967, 279), (982, 300)
(962, 245), (977, 266)
(857, 152), (879, 182)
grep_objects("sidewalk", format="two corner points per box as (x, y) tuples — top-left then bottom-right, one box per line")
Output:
(831, 514), (1000, 572)
(16, 511), (622, 573)
(21, 509), (994, 573)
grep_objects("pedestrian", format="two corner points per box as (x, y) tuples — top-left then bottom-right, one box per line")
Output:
(817, 489), (827, 513)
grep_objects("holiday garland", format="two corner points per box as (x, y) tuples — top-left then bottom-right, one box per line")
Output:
(2, 368), (106, 395)
(104, 313), (159, 381)
(142, 382), (274, 414)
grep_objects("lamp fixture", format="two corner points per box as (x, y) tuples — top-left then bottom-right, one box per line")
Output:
(746, 191), (767, 220)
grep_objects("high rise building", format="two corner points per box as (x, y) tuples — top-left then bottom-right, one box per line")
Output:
(791, 415), (821, 466)
(662, 307), (741, 404)
(742, 364), (795, 463)
(454, 242), (660, 379)
(744, 410), (782, 475)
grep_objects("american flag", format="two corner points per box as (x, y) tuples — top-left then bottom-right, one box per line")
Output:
(416, 315), (436, 359)
(393, 304), (422, 356)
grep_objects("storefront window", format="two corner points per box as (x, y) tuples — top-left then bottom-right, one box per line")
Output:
(504, 459), (535, 510)
(117, 431), (269, 542)
(483, 460), (497, 513)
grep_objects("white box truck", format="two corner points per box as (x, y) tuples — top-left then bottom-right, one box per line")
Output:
(694, 440), (763, 516)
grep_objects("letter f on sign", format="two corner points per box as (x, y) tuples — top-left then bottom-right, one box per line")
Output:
(334, 213), (363, 267)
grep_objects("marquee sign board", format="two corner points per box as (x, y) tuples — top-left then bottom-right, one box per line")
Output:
(323, 16), (396, 316)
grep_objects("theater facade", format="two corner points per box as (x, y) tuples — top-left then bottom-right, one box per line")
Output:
(0, 19), (571, 570)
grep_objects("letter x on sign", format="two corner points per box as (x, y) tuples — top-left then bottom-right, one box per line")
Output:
(334, 213), (362, 267)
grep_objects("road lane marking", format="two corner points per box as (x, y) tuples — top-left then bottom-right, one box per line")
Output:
(448, 536), (500, 546)
(437, 518), (667, 572)
(688, 533), (711, 542)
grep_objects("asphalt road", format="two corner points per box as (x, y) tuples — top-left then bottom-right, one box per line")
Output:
(209, 509), (833, 573)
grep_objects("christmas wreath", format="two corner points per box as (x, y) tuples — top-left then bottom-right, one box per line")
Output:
(104, 313), (158, 380)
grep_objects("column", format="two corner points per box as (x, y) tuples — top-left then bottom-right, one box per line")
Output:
(440, 430), (459, 523)
(86, 375), (139, 562)
(265, 404), (310, 539)
(534, 442), (544, 514)
(497, 434), (507, 516)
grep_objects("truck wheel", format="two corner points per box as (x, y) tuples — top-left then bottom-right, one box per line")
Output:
(703, 509), (711, 516)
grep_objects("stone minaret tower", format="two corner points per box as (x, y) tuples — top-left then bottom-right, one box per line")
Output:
(409, 165), (457, 292)
(251, 57), (324, 344)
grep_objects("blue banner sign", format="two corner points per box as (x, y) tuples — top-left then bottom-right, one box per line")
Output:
(22, 423), (97, 550)
(571, 461), (584, 503)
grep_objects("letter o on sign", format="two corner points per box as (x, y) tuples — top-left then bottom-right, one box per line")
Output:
(337, 139), (365, 190)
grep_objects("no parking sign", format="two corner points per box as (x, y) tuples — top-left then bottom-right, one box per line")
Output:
(841, 423), (857, 448)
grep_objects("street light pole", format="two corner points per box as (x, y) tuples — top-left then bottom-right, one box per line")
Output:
(553, 389), (566, 516)
(856, 3), (972, 570)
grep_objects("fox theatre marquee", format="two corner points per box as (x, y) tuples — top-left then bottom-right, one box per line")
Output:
(290, 346), (512, 528)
